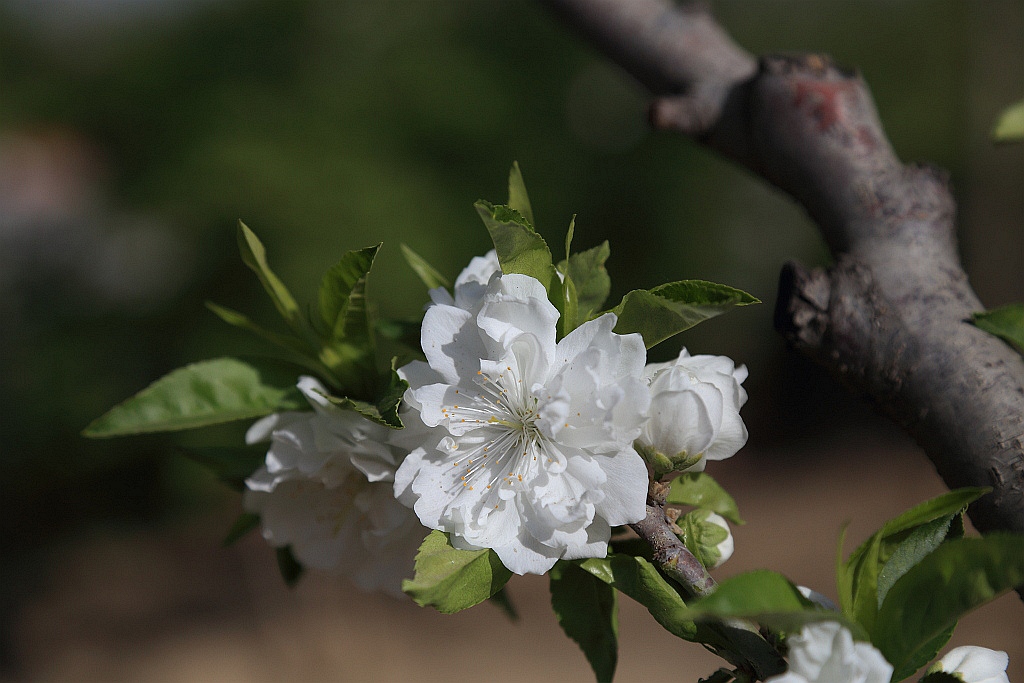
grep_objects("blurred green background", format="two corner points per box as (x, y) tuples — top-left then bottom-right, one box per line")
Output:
(0, 0), (1021, 676)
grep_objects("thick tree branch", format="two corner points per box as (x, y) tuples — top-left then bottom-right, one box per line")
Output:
(544, 0), (1024, 538)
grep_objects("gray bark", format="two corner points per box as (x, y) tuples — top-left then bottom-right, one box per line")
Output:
(543, 0), (1024, 537)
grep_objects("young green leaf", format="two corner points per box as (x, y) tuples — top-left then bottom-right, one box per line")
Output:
(611, 281), (759, 349)
(550, 561), (619, 683)
(835, 488), (989, 622)
(507, 161), (536, 226)
(476, 200), (567, 328)
(82, 358), (304, 437)
(875, 513), (958, 608)
(312, 367), (408, 429)
(875, 534), (1024, 682)
(972, 303), (1024, 354)
(205, 302), (330, 379)
(666, 472), (744, 525)
(562, 241), (611, 321)
(315, 245), (380, 396)
(475, 200), (558, 292)
(402, 530), (512, 614)
(318, 245), (379, 341)
(992, 98), (1024, 142)
(223, 512), (261, 547)
(400, 243), (451, 291)
(276, 546), (304, 587)
(577, 554), (698, 641)
(236, 221), (307, 336)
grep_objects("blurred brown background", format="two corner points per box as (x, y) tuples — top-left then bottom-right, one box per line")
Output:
(1, 1), (1021, 681)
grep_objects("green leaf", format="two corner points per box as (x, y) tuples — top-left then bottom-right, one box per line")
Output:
(680, 570), (864, 640)
(318, 245), (379, 341)
(578, 554), (698, 641)
(488, 586), (519, 621)
(223, 512), (260, 546)
(315, 245), (380, 396)
(876, 513), (958, 608)
(611, 281), (759, 349)
(402, 530), (512, 614)
(836, 488), (989, 626)
(666, 472), (744, 525)
(475, 200), (559, 293)
(992, 98), (1024, 142)
(507, 161), (536, 226)
(875, 534), (1024, 682)
(551, 561), (619, 683)
(276, 546), (304, 587)
(400, 243), (451, 291)
(562, 241), (611, 321)
(375, 318), (421, 350)
(205, 302), (310, 356)
(83, 358), (304, 437)
(179, 445), (267, 489)
(561, 266), (580, 338)
(972, 303), (1024, 354)
(205, 302), (330, 379)
(237, 221), (306, 335)
(315, 367), (408, 429)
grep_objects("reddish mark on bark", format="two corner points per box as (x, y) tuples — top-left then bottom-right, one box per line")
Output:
(793, 80), (855, 131)
(856, 126), (877, 150)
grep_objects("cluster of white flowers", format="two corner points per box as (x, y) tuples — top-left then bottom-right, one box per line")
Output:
(243, 377), (425, 596)
(244, 250), (749, 587)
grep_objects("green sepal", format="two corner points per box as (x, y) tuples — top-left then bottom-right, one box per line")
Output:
(677, 509), (730, 570)
(918, 672), (961, 683)
(992, 98), (1024, 142)
(402, 530), (512, 614)
(972, 303), (1024, 354)
(82, 358), (304, 437)
(611, 280), (759, 349)
(400, 243), (451, 291)
(223, 512), (261, 547)
(550, 561), (619, 683)
(276, 546), (304, 587)
(874, 533), (1024, 682)
(666, 472), (744, 525)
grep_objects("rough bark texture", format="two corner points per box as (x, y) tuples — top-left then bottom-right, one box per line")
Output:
(544, 0), (1024, 537)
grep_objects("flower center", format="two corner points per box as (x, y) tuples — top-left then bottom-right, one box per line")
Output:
(438, 365), (554, 503)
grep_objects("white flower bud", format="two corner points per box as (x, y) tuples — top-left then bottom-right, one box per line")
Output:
(766, 622), (893, 683)
(930, 646), (1010, 683)
(638, 349), (748, 476)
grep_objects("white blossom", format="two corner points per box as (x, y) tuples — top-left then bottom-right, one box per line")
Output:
(699, 510), (734, 569)
(766, 622), (893, 683)
(244, 377), (425, 597)
(931, 646), (1009, 683)
(394, 268), (650, 575)
(639, 348), (748, 473)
